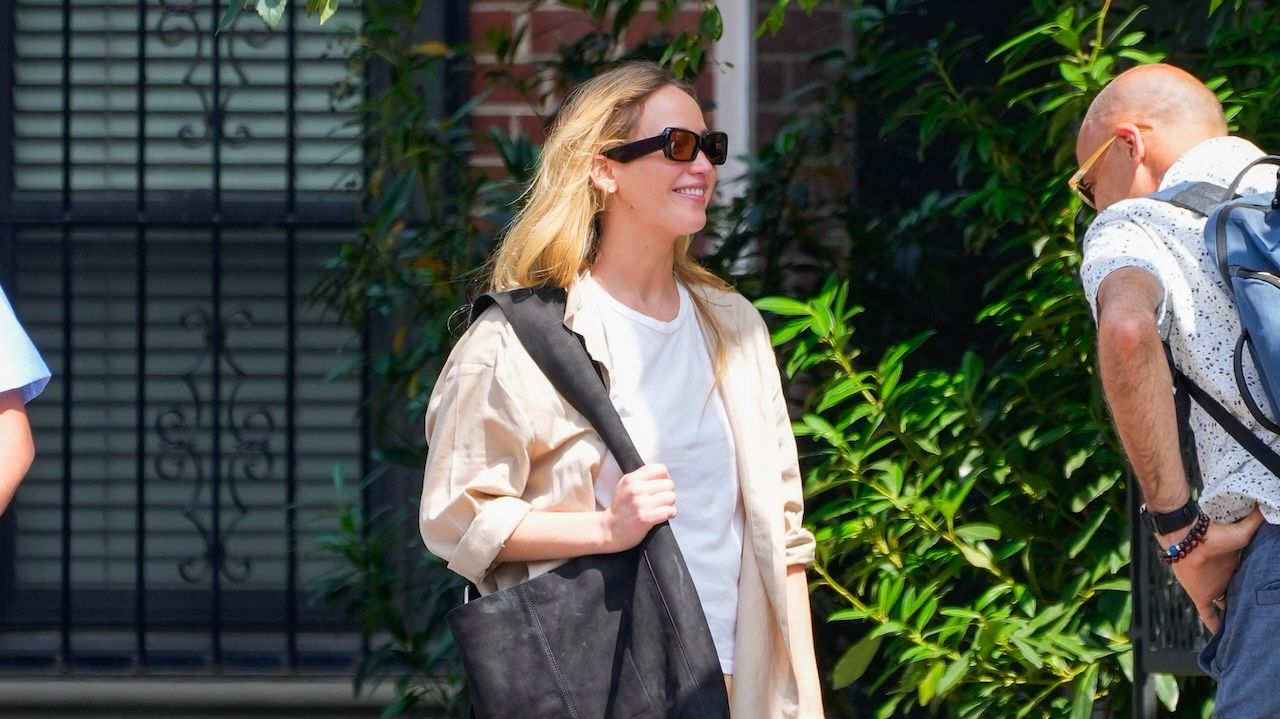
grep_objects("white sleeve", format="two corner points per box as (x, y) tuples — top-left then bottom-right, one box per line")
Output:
(1079, 217), (1172, 335)
(0, 285), (51, 403)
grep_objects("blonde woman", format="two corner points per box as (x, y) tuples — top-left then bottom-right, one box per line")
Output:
(420, 61), (824, 718)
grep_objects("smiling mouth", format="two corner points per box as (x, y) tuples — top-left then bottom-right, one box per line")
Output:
(674, 188), (705, 198)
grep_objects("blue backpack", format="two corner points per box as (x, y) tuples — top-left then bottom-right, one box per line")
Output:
(1153, 156), (1280, 475)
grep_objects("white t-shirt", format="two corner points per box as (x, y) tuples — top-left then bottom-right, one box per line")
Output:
(583, 275), (745, 674)
(1079, 136), (1280, 523)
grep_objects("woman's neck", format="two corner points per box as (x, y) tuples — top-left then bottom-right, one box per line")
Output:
(591, 229), (680, 319)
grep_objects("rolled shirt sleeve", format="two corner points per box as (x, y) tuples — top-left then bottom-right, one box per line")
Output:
(1079, 217), (1172, 335)
(0, 285), (51, 403)
(751, 308), (816, 567)
(773, 374), (815, 567)
(420, 322), (537, 587)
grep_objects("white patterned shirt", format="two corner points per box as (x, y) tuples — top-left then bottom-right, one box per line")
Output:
(0, 284), (50, 404)
(1080, 136), (1280, 524)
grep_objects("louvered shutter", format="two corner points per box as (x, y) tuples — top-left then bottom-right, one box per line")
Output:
(3, 0), (369, 642)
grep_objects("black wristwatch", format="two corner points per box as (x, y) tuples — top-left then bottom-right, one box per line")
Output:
(1140, 498), (1201, 536)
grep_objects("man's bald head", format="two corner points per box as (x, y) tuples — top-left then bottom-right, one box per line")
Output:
(1082, 64), (1226, 141)
(1075, 65), (1228, 210)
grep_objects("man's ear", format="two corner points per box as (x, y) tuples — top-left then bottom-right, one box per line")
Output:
(1115, 123), (1147, 164)
(1116, 122), (1161, 195)
(589, 154), (617, 195)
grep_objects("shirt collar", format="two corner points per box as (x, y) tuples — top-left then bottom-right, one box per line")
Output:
(563, 271), (614, 380)
(1159, 136), (1265, 190)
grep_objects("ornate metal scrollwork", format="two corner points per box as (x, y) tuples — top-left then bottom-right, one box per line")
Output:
(156, 0), (276, 150)
(155, 306), (277, 584)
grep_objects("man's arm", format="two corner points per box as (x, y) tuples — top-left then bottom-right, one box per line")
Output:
(0, 388), (35, 514)
(1096, 267), (1261, 630)
(1095, 267), (1189, 511)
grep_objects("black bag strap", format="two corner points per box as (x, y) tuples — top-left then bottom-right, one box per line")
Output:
(1165, 344), (1280, 477)
(470, 286), (644, 473)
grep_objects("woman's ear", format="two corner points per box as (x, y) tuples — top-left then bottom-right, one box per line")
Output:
(590, 154), (617, 195)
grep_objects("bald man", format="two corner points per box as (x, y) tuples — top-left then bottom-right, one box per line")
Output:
(1076, 64), (1280, 715)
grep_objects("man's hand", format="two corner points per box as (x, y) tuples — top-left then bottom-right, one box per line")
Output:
(1160, 507), (1264, 632)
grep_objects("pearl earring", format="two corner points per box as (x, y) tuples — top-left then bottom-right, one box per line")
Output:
(607, 186), (616, 194)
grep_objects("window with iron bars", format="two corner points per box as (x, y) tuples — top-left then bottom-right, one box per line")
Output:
(0, 0), (448, 674)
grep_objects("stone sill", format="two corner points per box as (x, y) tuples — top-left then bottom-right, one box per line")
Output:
(0, 677), (398, 717)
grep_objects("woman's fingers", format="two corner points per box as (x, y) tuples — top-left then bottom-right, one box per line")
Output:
(605, 464), (680, 550)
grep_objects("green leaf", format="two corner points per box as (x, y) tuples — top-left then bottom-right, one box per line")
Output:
(1068, 506), (1110, 558)
(698, 7), (723, 41)
(1154, 673), (1180, 711)
(809, 301), (836, 338)
(832, 633), (882, 689)
(959, 543), (995, 572)
(816, 375), (869, 413)
(754, 296), (811, 316)
(1011, 636), (1043, 669)
(1070, 470), (1120, 511)
(770, 317), (810, 345)
(757, 0), (788, 38)
(317, 0), (338, 23)
(986, 23), (1058, 61)
(256, 0), (287, 28)
(1070, 662), (1099, 719)
(955, 523), (1002, 542)
(935, 654), (970, 699)
(216, 0), (247, 33)
(1091, 578), (1130, 592)
(917, 661), (945, 705)
(613, 0), (644, 36)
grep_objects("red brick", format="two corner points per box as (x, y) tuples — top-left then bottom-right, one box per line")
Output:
(514, 112), (549, 146)
(756, 6), (847, 55)
(474, 161), (509, 181)
(470, 9), (513, 49)
(527, 8), (603, 56)
(756, 55), (788, 105)
(691, 70), (714, 105)
(623, 8), (702, 43)
(470, 113), (513, 157)
(755, 112), (787, 152)
(471, 61), (541, 105)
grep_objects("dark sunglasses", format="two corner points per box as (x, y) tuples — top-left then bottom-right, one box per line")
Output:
(603, 127), (729, 166)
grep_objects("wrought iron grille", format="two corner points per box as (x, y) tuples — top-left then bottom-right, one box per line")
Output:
(0, 0), (460, 674)
(1128, 473), (1208, 717)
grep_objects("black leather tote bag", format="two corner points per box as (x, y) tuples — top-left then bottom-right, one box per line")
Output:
(446, 286), (730, 719)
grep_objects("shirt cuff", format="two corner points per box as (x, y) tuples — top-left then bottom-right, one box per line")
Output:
(447, 495), (534, 585)
(784, 521), (816, 566)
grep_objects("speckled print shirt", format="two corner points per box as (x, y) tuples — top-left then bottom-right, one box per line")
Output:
(1080, 136), (1280, 524)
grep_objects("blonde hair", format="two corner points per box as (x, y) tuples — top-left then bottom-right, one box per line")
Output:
(487, 61), (731, 372)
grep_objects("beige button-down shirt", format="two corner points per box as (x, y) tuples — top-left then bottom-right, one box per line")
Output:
(420, 279), (818, 718)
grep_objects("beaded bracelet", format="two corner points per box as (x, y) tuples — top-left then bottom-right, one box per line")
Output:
(1156, 511), (1210, 565)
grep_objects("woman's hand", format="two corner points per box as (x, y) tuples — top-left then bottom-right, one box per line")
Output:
(603, 463), (677, 552)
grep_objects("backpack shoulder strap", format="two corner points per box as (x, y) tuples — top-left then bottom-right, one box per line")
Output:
(1148, 181), (1232, 217)
(1165, 345), (1280, 477)
(470, 287), (644, 473)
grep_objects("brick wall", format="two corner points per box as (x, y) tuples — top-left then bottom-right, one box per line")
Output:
(754, 2), (851, 149)
(466, 2), (851, 162)
(467, 2), (715, 173)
